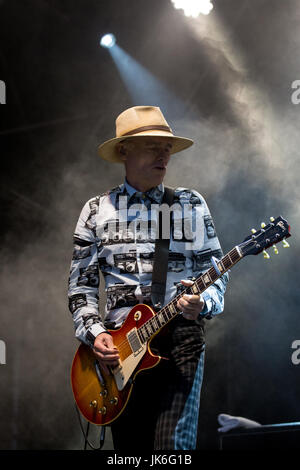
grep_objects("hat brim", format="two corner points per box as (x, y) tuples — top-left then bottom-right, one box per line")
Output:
(97, 130), (194, 163)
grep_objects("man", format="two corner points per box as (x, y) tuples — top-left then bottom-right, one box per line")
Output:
(68, 106), (228, 451)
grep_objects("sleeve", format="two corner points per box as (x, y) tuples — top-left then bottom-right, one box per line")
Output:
(68, 200), (106, 347)
(190, 190), (229, 319)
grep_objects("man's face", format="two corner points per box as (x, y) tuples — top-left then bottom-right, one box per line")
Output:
(119, 137), (173, 189)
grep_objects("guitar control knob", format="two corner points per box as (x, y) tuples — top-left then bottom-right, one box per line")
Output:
(99, 406), (107, 415)
(110, 397), (119, 405)
(90, 400), (97, 408)
(134, 311), (142, 321)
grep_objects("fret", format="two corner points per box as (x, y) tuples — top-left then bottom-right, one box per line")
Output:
(208, 267), (218, 282)
(148, 319), (156, 334)
(158, 312), (166, 326)
(144, 323), (151, 338)
(142, 324), (149, 340)
(202, 272), (211, 286)
(169, 302), (176, 314)
(155, 315), (162, 331)
(162, 310), (169, 322)
(138, 328), (146, 343)
(197, 278), (206, 293)
(165, 307), (173, 321)
(154, 315), (161, 329)
(191, 283), (199, 294)
(229, 247), (241, 263)
(218, 261), (225, 273)
(222, 255), (231, 270)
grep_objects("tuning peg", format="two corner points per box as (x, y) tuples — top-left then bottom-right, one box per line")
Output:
(261, 222), (266, 228)
(270, 217), (275, 222)
(251, 228), (256, 234)
(273, 244), (279, 254)
(263, 249), (270, 259)
(282, 239), (290, 248)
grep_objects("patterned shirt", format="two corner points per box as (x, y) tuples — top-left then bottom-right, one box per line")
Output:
(68, 179), (229, 347)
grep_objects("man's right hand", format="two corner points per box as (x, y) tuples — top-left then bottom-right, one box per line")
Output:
(93, 332), (120, 375)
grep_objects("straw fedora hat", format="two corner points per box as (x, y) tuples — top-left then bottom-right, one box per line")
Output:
(98, 106), (194, 163)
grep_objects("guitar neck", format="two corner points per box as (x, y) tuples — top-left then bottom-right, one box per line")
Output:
(137, 246), (243, 344)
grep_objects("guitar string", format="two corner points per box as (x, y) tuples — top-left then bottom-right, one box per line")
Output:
(106, 239), (286, 357)
(112, 273), (216, 354)
(110, 248), (239, 355)
(113, 252), (236, 354)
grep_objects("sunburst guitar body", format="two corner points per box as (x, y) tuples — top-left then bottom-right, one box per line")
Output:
(71, 303), (161, 426)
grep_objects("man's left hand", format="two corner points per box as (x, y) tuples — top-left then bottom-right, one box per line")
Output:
(177, 279), (205, 320)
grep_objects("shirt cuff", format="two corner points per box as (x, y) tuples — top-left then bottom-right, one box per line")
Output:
(86, 323), (107, 347)
(200, 292), (212, 319)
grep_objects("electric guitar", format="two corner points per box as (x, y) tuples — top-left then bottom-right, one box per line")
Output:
(71, 216), (291, 426)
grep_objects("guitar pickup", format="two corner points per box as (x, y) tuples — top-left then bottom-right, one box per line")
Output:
(127, 328), (143, 356)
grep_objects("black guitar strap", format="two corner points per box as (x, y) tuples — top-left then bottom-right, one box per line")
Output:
(151, 186), (174, 309)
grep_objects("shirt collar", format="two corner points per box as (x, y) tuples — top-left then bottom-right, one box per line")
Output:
(121, 178), (164, 204)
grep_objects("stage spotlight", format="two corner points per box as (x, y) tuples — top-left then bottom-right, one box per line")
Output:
(170, 0), (213, 17)
(100, 33), (116, 49)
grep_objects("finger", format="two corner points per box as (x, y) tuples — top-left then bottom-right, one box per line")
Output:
(178, 298), (205, 316)
(177, 304), (197, 316)
(94, 344), (119, 354)
(93, 353), (120, 371)
(98, 360), (110, 376)
(178, 297), (200, 310)
(182, 306), (199, 315)
(94, 349), (120, 360)
(180, 279), (194, 286)
(94, 337), (119, 354)
(182, 294), (201, 304)
(93, 347), (120, 360)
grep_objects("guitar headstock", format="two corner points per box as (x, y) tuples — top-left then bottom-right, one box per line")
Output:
(239, 216), (291, 258)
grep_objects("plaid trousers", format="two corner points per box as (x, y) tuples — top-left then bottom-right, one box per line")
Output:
(110, 315), (205, 451)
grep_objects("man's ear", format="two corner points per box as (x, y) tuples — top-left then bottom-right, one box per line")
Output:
(116, 142), (127, 160)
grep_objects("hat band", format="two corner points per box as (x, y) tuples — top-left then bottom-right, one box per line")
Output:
(121, 125), (172, 137)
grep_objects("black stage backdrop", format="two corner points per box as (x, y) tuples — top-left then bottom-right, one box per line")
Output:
(0, 0), (299, 451)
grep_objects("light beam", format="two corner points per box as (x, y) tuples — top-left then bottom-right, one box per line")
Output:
(171, 0), (214, 18)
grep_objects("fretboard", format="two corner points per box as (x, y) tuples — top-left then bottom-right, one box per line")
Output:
(137, 246), (242, 344)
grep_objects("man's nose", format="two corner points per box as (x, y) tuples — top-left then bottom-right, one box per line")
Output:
(158, 148), (171, 161)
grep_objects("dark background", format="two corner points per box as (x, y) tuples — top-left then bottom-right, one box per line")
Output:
(0, 0), (299, 450)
